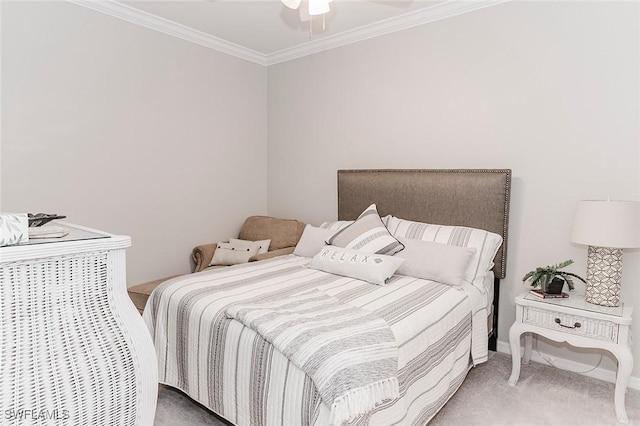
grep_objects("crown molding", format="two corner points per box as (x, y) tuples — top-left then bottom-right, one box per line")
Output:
(267, 0), (511, 65)
(66, 0), (268, 66)
(68, 0), (510, 67)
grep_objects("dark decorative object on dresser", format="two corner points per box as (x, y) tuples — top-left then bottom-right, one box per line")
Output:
(28, 213), (66, 227)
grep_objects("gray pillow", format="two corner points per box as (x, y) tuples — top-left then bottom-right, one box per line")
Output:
(318, 220), (353, 231)
(326, 204), (404, 256)
(386, 215), (502, 289)
(395, 237), (476, 286)
(293, 225), (335, 258)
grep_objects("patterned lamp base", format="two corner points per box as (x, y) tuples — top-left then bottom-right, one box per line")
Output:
(585, 245), (623, 307)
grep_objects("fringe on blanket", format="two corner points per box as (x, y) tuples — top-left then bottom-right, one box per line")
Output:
(329, 377), (400, 426)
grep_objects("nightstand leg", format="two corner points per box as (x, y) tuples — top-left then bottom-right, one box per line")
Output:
(523, 333), (532, 364)
(508, 324), (523, 386)
(611, 346), (634, 424)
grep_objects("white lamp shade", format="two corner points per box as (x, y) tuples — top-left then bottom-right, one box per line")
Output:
(571, 200), (640, 248)
(282, 0), (302, 9)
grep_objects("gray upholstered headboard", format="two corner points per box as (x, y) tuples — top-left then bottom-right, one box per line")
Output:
(337, 169), (511, 279)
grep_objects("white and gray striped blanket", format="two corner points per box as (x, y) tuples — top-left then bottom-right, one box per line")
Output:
(226, 290), (399, 425)
(144, 255), (488, 425)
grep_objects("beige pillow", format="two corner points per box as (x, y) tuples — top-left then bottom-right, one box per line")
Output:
(210, 241), (261, 266)
(395, 237), (476, 286)
(229, 238), (271, 254)
(308, 245), (404, 285)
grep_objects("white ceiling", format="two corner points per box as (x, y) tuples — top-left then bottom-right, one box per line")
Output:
(121, 0), (446, 55)
(71, 0), (508, 65)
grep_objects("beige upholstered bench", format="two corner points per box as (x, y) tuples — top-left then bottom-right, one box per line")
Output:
(127, 275), (181, 315)
(127, 215), (305, 314)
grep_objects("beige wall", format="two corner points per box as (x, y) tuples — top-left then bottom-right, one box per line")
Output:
(267, 1), (640, 380)
(1, 1), (268, 285)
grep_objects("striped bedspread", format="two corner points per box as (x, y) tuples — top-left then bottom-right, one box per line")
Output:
(144, 255), (488, 425)
(226, 291), (399, 425)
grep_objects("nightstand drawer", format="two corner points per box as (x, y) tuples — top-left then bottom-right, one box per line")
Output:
(523, 305), (619, 343)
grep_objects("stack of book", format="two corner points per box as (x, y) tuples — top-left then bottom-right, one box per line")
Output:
(529, 289), (569, 299)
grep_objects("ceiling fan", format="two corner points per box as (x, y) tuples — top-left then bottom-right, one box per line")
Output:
(282, 0), (331, 16)
(281, 0), (333, 35)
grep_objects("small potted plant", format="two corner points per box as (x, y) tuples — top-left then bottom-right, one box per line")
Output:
(522, 259), (586, 294)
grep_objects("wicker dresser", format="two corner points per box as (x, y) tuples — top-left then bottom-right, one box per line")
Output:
(0, 223), (157, 425)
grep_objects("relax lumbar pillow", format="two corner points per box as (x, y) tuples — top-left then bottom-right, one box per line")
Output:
(210, 240), (261, 266)
(308, 245), (404, 285)
(325, 204), (404, 256)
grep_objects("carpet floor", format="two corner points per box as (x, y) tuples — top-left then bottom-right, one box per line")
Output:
(155, 351), (640, 425)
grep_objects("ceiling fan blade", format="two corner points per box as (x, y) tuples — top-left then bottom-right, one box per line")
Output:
(281, 0), (302, 10)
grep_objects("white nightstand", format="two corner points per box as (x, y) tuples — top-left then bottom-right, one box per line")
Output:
(508, 293), (634, 424)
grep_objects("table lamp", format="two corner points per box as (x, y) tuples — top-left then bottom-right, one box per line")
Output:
(571, 200), (640, 307)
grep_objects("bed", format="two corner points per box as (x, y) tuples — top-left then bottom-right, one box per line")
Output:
(144, 169), (511, 425)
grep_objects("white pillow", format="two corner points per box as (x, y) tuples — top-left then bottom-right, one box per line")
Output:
(319, 220), (353, 231)
(395, 237), (476, 286)
(293, 225), (335, 258)
(385, 216), (502, 289)
(229, 238), (270, 254)
(326, 204), (404, 256)
(210, 241), (261, 266)
(308, 246), (404, 285)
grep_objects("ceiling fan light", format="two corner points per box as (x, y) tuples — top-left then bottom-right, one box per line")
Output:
(308, 0), (330, 16)
(281, 0), (302, 10)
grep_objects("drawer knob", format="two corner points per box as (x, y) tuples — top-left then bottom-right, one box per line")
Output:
(555, 317), (581, 329)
